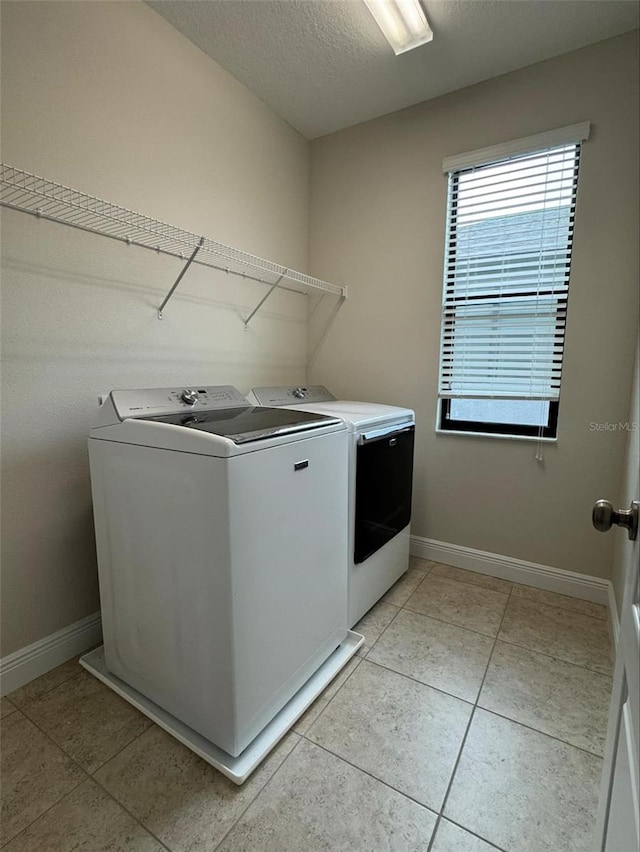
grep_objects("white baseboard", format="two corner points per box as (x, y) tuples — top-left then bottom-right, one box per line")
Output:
(0, 612), (102, 696)
(410, 535), (610, 605)
(607, 583), (621, 650)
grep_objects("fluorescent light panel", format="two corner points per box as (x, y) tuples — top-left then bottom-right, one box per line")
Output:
(364, 0), (433, 55)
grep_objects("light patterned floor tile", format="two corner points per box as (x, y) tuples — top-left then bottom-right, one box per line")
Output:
(381, 567), (431, 607)
(294, 656), (361, 734)
(498, 597), (612, 674)
(306, 660), (471, 810)
(0, 711), (85, 845)
(95, 724), (298, 852)
(22, 671), (151, 773)
(7, 656), (83, 709)
(366, 609), (493, 702)
(1, 696), (17, 719)
(1, 565), (615, 852)
(405, 575), (509, 637)
(409, 556), (435, 573)
(511, 584), (607, 620)
(3, 779), (164, 851)
(445, 709), (602, 852)
(431, 819), (501, 851)
(217, 738), (437, 852)
(429, 563), (513, 595)
(353, 600), (399, 656)
(479, 641), (612, 755)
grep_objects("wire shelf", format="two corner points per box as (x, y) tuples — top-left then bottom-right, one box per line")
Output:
(0, 164), (347, 319)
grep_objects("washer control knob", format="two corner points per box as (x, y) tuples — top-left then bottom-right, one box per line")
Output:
(180, 389), (198, 406)
(292, 387), (307, 399)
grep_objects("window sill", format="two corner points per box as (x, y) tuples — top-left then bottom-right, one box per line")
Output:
(435, 428), (557, 443)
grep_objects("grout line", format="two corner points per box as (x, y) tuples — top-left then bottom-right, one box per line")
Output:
(491, 634), (614, 677)
(86, 765), (173, 852)
(0, 703), (19, 722)
(427, 565), (608, 622)
(1, 779), (90, 848)
(425, 581), (515, 852)
(293, 639), (376, 739)
(401, 604), (504, 640)
(474, 707), (606, 760)
(5, 656), (93, 711)
(363, 630), (609, 758)
(88, 722), (155, 773)
(392, 604), (503, 641)
(361, 657), (475, 707)
(205, 626), (404, 851)
(0, 710), (89, 848)
(210, 733), (306, 852)
(294, 654), (364, 735)
(300, 737), (440, 817)
(18, 689), (155, 775)
(511, 593), (609, 624)
(401, 560), (436, 593)
(428, 569), (514, 596)
(419, 569), (511, 599)
(358, 600), (403, 658)
(11, 702), (171, 851)
(492, 636), (613, 677)
(440, 815), (508, 851)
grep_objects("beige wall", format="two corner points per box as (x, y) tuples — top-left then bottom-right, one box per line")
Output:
(309, 32), (639, 579)
(0, 1), (310, 655)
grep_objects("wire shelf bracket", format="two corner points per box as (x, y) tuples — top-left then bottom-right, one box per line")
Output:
(244, 273), (286, 329)
(0, 164), (348, 325)
(157, 237), (205, 320)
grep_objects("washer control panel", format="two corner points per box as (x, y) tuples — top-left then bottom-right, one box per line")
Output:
(250, 386), (336, 406)
(110, 385), (250, 420)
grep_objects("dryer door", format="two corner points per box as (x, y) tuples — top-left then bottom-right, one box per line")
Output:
(354, 425), (415, 564)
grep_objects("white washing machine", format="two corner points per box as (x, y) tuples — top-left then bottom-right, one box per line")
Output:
(81, 384), (361, 784)
(248, 386), (415, 626)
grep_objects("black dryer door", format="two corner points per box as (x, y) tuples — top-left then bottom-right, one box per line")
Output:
(354, 425), (415, 564)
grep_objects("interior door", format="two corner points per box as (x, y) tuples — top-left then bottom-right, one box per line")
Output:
(594, 350), (639, 851)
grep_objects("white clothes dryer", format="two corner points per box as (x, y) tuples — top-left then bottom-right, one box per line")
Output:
(82, 385), (361, 784)
(248, 386), (415, 626)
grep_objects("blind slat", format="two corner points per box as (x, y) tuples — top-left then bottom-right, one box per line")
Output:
(438, 141), (581, 403)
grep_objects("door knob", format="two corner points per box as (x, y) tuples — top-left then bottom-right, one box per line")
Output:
(592, 500), (639, 541)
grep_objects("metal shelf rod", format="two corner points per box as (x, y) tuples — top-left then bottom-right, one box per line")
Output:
(244, 273), (285, 328)
(158, 237), (205, 319)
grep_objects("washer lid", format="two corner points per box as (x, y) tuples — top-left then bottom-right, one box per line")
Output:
(140, 406), (343, 444)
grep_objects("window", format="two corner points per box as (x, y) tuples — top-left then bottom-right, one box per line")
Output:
(437, 123), (589, 439)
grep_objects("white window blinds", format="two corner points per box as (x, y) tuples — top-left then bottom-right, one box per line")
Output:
(438, 131), (586, 402)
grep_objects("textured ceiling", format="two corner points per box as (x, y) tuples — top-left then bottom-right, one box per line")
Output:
(147, 0), (639, 139)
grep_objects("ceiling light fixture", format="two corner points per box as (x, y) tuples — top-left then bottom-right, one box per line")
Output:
(364, 0), (433, 55)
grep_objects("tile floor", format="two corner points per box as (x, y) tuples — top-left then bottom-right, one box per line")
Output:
(1, 559), (613, 851)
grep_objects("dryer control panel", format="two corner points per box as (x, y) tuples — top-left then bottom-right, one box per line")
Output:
(110, 385), (250, 420)
(250, 386), (336, 406)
